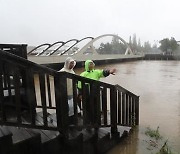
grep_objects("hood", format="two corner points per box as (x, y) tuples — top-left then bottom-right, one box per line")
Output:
(85, 60), (95, 71)
(64, 57), (76, 70)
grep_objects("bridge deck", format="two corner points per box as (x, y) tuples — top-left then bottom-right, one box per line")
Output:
(28, 54), (144, 65)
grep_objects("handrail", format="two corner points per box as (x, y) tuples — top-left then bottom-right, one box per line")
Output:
(0, 49), (139, 138)
(115, 84), (139, 98)
(61, 72), (140, 128)
(0, 49), (57, 75)
(115, 84), (139, 126)
(0, 44), (27, 48)
(0, 44), (27, 59)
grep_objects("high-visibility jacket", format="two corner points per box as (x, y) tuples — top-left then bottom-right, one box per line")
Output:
(78, 60), (110, 89)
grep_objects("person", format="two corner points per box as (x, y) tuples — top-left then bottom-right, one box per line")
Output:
(77, 60), (116, 124)
(59, 57), (80, 119)
(78, 59), (116, 89)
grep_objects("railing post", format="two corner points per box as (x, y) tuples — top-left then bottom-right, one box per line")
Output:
(39, 73), (48, 127)
(122, 93), (125, 125)
(0, 61), (6, 121)
(72, 78), (78, 125)
(46, 75), (52, 108)
(117, 91), (121, 125)
(135, 96), (139, 125)
(102, 87), (107, 125)
(125, 94), (129, 126)
(54, 75), (62, 132)
(93, 83), (101, 127)
(89, 83), (95, 125)
(55, 73), (69, 138)
(13, 68), (22, 124)
(129, 96), (132, 126)
(82, 81), (88, 125)
(110, 86), (118, 134)
(25, 69), (36, 125)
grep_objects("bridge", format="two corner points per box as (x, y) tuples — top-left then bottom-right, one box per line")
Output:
(0, 37), (140, 154)
(27, 34), (143, 66)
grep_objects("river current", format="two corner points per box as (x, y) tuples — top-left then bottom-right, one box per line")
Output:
(75, 60), (180, 154)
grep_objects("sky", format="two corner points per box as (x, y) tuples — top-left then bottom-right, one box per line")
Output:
(1, 0), (180, 47)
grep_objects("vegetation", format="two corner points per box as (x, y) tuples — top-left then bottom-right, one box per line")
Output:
(159, 37), (179, 55)
(97, 36), (126, 54)
(144, 126), (176, 154)
(96, 34), (180, 55)
(145, 126), (162, 140)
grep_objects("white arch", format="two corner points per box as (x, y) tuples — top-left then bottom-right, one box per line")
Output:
(78, 34), (133, 55)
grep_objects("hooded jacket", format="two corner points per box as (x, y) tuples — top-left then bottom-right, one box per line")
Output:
(78, 60), (110, 89)
(59, 57), (76, 74)
(59, 57), (76, 96)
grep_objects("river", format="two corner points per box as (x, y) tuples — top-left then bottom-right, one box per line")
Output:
(75, 60), (180, 154)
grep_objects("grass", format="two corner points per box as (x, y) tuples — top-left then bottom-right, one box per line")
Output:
(144, 126), (176, 154)
(145, 126), (162, 140)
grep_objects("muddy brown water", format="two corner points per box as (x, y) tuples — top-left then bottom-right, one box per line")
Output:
(75, 60), (180, 154)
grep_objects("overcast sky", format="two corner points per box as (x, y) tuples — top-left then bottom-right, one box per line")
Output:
(1, 0), (180, 46)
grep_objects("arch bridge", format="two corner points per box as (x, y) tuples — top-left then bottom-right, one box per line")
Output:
(27, 34), (133, 57)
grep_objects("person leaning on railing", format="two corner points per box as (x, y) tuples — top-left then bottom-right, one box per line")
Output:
(77, 60), (116, 124)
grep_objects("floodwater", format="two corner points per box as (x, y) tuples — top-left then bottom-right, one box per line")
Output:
(75, 60), (180, 154)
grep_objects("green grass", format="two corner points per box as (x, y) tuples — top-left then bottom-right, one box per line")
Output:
(145, 126), (162, 140)
(144, 126), (176, 154)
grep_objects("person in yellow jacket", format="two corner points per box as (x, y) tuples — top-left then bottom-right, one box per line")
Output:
(78, 59), (116, 90)
(78, 60), (116, 125)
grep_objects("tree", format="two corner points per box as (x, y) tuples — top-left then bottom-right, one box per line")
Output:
(137, 38), (143, 53)
(98, 43), (112, 54)
(159, 38), (169, 53)
(98, 36), (127, 54)
(132, 34), (138, 52)
(128, 34), (141, 54)
(143, 41), (151, 53)
(111, 36), (126, 54)
(169, 37), (178, 52)
(159, 37), (179, 54)
(128, 36), (133, 51)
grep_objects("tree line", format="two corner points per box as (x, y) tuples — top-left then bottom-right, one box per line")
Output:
(96, 34), (180, 55)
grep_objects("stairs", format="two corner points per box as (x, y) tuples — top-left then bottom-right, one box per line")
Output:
(0, 126), (41, 154)
(0, 112), (131, 154)
(0, 126), (13, 154)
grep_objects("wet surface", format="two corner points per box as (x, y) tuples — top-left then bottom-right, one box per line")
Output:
(76, 60), (180, 154)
